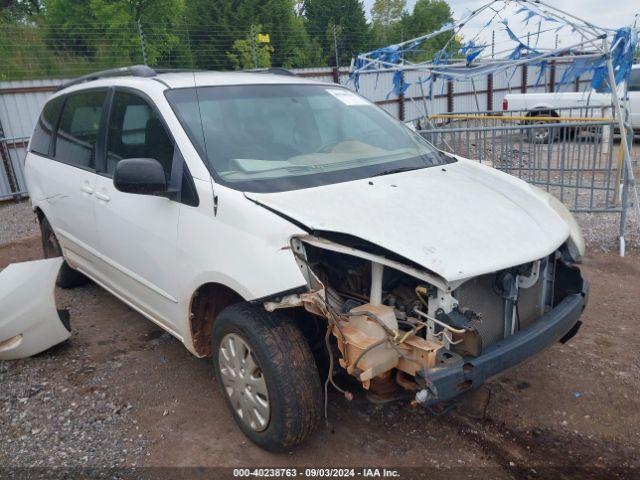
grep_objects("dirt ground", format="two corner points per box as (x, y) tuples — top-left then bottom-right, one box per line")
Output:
(1, 234), (639, 479)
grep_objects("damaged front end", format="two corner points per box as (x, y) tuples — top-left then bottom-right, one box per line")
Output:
(265, 234), (588, 406)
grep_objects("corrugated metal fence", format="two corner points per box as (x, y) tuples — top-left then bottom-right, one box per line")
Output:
(0, 79), (66, 200)
(0, 61), (589, 201)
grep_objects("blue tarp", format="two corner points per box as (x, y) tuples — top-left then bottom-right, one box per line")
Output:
(350, 0), (637, 98)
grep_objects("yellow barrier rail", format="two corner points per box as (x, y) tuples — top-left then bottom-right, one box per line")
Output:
(427, 113), (614, 122)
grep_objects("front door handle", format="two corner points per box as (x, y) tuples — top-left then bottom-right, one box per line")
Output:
(94, 192), (111, 203)
(81, 185), (94, 195)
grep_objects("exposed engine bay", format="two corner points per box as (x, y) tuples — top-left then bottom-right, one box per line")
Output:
(265, 234), (586, 405)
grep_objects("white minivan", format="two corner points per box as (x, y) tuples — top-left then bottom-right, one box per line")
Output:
(24, 66), (588, 451)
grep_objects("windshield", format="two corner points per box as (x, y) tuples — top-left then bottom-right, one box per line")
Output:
(165, 84), (453, 193)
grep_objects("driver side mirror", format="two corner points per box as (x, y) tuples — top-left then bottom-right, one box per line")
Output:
(113, 158), (168, 197)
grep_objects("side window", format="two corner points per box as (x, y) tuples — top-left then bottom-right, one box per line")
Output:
(106, 91), (174, 178)
(54, 90), (106, 169)
(30, 96), (64, 156)
(629, 69), (640, 92)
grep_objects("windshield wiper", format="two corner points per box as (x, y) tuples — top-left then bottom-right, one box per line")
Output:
(371, 166), (424, 177)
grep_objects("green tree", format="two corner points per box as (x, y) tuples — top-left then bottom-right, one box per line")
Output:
(370, 0), (406, 46)
(43, 0), (187, 71)
(302, 0), (371, 66)
(186, 0), (320, 70)
(227, 25), (271, 69)
(0, 0), (42, 23)
(371, 0), (404, 28)
(184, 0), (235, 69)
(0, 3), (53, 80)
(401, 0), (457, 62)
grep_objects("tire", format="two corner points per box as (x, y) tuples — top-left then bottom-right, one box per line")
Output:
(526, 117), (554, 144)
(212, 303), (323, 451)
(39, 216), (89, 289)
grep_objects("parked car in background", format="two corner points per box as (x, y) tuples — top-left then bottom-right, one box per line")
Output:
(24, 66), (588, 451)
(503, 64), (639, 142)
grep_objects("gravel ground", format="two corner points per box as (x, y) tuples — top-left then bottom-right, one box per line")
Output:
(0, 193), (638, 477)
(576, 209), (639, 253)
(0, 336), (148, 470)
(0, 278), (149, 472)
(0, 201), (37, 245)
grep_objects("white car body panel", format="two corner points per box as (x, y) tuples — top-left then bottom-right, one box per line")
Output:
(504, 91), (611, 113)
(91, 172), (182, 332)
(0, 258), (70, 360)
(24, 153), (100, 275)
(246, 157), (570, 284)
(503, 65), (640, 129)
(175, 181), (309, 301)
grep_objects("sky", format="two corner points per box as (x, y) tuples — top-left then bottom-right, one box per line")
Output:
(362, 0), (639, 50)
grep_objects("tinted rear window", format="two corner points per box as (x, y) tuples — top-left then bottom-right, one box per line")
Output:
(30, 96), (64, 156)
(54, 90), (107, 169)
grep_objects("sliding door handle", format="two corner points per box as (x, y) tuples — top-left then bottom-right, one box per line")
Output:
(94, 192), (111, 203)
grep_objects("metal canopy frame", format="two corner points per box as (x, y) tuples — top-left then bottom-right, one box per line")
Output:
(350, 0), (639, 255)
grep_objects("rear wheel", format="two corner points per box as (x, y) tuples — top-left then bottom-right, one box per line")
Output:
(39, 216), (89, 289)
(212, 303), (322, 451)
(526, 115), (556, 144)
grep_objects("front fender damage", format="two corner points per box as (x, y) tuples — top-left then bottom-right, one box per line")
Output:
(0, 257), (71, 360)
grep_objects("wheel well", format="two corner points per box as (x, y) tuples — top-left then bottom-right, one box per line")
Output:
(189, 283), (244, 357)
(527, 108), (559, 118)
(34, 207), (44, 224)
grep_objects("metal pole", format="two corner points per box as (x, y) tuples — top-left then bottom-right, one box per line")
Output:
(491, 30), (495, 59)
(605, 54), (640, 254)
(333, 24), (340, 68)
(470, 77), (481, 112)
(137, 18), (148, 65)
(251, 24), (258, 69)
(618, 129), (631, 256)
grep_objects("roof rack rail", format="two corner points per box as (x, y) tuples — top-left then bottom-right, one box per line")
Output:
(153, 68), (204, 74)
(60, 65), (157, 90)
(246, 67), (297, 77)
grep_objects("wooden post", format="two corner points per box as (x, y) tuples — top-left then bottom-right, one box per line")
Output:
(447, 80), (454, 113)
(398, 71), (405, 121)
(487, 73), (494, 111)
(548, 61), (556, 93)
(332, 67), (340, 84)
(521, 65), (528, 93)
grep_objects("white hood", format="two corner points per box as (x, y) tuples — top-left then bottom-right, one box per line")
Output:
(246, 158), (570, 283)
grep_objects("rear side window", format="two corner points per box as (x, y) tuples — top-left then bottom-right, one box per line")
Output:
(54, 90), (107, 169)
(30, 96), (64, 156)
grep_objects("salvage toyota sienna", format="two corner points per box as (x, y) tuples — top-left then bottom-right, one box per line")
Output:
(23, 65), (588, 451)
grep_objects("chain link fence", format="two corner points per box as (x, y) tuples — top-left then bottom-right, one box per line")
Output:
(0, 22), (636, 246)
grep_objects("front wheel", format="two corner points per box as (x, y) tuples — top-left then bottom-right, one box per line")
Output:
(212, 303), (322, 451)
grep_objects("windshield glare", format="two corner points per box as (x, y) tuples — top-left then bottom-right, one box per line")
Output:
(165, 84), (453, 192)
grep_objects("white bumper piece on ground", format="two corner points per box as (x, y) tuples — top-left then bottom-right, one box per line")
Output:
(0, 257), (71, 360)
